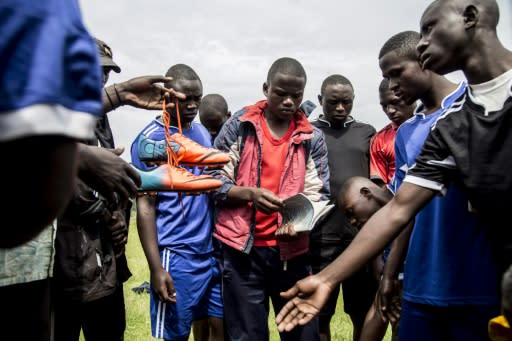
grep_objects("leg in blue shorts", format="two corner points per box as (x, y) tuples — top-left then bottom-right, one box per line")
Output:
(150, 249), (223, 341)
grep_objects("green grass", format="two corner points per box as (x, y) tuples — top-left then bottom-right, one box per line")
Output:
(82, 214), (391, 340)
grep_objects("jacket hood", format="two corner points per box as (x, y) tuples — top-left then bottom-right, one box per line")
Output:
(240, 100), (314, 142)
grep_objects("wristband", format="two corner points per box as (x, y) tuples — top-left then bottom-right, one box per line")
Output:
(113, 83), (122, 103)
(104, 88), (115, 109)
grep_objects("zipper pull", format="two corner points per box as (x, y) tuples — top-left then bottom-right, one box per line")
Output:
(283, 260), (288, 271)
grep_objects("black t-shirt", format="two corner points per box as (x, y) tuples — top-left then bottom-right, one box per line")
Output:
(406, 82), (512, 265)
(310, 117), (375, 260)
(93, 115), (115, 148)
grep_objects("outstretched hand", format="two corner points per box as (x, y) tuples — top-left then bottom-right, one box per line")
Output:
(114, 75), (186, 110)
(78, 145), (141, 202)
(275, 275), (332, 332)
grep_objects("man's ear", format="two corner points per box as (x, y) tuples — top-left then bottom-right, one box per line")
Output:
(263, 82), (269, 97)
(463, 5), (479, 30)
(360, 187), (372, 198)
(317, 94), (323, 106)
(226, 110), (231, 118)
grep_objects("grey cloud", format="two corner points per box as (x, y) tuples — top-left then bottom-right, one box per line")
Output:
(80, 0), (512, 160)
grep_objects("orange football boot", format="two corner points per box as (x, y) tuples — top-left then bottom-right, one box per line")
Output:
(171, 132), (230, 168)
(136, 132), (230, 168)
(133, 163), (223, 194)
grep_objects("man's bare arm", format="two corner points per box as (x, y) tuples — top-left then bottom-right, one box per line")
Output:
(276, 182), (435, 332)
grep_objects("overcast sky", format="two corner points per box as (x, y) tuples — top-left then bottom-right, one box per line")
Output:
(80, 0), (512, 160)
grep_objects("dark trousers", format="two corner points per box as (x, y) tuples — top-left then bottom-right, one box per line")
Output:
(400, 299), (499, 341)
(53, 284), (126, 341)
(222, 246), (320, 341)
(0, 278), (51, 341)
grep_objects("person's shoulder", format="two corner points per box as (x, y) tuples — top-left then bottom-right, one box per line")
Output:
(192, 121), (208, 133)
(311, 118), (329, 130)
(351, 120), (376, 134)
(139, 117), (165, 137)
(191, 122), (216, 147)
(376, 123), (394, 134)
(396, 115), (417, 136)
(311, 125), (326, 140)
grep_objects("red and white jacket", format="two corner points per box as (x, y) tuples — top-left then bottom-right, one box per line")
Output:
(208, 100), (330, 260)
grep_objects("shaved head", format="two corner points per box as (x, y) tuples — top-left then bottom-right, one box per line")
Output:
(338, 176), (389, 228)
(339, 176), (379, 207)
(424, 0), (499, 29)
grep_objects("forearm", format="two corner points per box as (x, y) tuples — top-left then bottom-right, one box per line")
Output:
(317, 202), (408, 289)
(102, 84), (124, 114)
(317, 183), (434, 288)
(226, 186), (255, 204)
(136, 196), (162, 272)
(382, 221), (413, 280)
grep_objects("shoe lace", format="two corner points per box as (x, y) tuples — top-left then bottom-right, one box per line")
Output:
(162, 98), (184, 192)
(173, 166), (202, 179)
(172, 133), (212, 153)
(162, 98), (182, 166)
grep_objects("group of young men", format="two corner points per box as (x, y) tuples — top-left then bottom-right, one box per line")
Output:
(277, 1), (512, 341)
(2, 0), (512, 341)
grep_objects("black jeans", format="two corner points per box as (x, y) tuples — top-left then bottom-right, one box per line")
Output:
(53, 284), (126, 341)
(0, 278), (51, 341)
(222, 246), (320, 341)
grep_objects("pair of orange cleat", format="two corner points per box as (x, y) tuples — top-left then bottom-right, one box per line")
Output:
(134, 132), (229, 194)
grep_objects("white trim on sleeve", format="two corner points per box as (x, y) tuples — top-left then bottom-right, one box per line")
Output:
(0, 104), (96, 142)
(403, 175), (447, 196)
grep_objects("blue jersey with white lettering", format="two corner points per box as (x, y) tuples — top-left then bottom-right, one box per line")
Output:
(389, 82), (499, 306)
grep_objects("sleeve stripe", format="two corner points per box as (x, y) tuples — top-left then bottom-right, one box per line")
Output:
(403, 175), (447, 195)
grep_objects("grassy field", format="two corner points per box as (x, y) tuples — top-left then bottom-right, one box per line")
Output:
(83, 214), (391, 340)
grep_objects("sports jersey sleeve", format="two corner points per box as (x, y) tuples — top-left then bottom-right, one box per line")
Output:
(388, 130), (407, 194)
(0, 1), (101, 142)
(404, 124), (453, 194)
(303, 127), (330, 202)
(130, 122), (163, 171)
(207, 112), (242, 204)
(369, 132), (388, 183)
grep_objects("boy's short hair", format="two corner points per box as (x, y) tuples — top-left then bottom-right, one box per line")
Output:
(320, 74), (353, 96)
(199, 94), (228, 115)
(267, 57), (307, 83)
(165, 64), (201, 88)
(379, 79), (390, 94)
(378, 31), (421, 60)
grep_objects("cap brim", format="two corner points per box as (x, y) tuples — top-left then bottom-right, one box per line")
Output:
(100, 56), (121, 73)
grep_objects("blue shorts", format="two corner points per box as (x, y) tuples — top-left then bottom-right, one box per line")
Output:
(399, 299), (499, 341)
(150, 249), (223, 340)
(0, 0), (101, 141)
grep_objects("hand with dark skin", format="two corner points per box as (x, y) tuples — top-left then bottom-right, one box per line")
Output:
(108, 209), (128, 257)
(376, 276), (402, 325)
(275, 223), (310, 241)
(77, 145), (140, 202)
(137, 195), (176, 304)
(276, 183), (435, 332)
(103, 76), (186, 113)
(377, 222), (412, 324)
(226, 186), (284, 214)
(228, 187), (308, 240)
